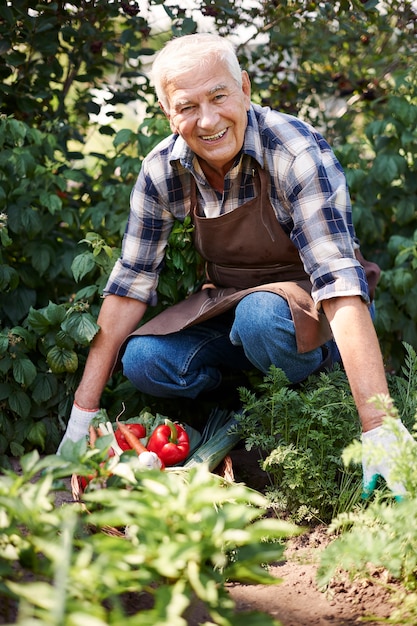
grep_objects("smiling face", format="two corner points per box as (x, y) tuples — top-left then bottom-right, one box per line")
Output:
(162, 62), (251, 179)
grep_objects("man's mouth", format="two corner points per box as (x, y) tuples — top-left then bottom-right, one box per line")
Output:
(201, 129), (227, 142)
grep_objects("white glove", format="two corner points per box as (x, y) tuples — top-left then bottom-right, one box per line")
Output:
(362, 420), (414, 499)
(57, 403), (99, 455)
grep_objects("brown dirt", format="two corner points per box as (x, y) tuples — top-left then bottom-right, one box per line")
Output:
(213, 449), (397, 626)
(226, 528), (396, 626)
(1, 451), (399, 626)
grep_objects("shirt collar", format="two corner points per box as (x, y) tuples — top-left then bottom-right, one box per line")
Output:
(169, 104), (265, 175)
(241, 105), (265, 168)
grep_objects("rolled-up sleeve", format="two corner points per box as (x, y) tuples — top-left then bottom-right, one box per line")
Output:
(103, 161), (175, 305)
(277, 126), (369, 308)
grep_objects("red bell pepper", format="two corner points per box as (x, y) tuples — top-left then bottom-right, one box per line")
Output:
(147, 419), (190, 466)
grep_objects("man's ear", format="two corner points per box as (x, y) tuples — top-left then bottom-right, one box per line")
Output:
(159, 100), (178, 134)
(159, 100), (168, 117)
(241, 71), (252, 110)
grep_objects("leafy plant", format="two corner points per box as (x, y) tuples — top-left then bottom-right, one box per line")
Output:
(317, 494), (417, 625)
(387, 342), (417, 431)
(236, 344), (417, 524)
(0, 0), (158, 148)
(316, 411), (417, 624)
(236, 366), (362, 524)
(0, 117), (75, 326)
(0, 301), (99, 459)
(314, 346), (417, 624)
(336, 81), (417, 370)
(0, 449), (298, 625)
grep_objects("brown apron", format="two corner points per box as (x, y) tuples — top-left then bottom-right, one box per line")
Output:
(130, 167), (333, 354)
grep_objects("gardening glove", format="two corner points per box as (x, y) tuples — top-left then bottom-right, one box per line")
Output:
(362, 420), (414, 499)
(57, 403), (99, 455)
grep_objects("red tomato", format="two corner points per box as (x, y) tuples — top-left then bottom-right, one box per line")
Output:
(79, 474), (94, 490)
(79, 462), (109, 490)
(115, 423), (146, 451)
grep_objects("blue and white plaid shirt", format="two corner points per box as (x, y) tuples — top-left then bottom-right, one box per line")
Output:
(104, 104), (368, 309)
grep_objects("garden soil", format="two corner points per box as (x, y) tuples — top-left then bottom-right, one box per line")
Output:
(1, 450), (399, 626)
(220, 449), (397, 626)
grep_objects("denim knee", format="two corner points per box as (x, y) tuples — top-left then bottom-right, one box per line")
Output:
(121, 336), (159, 392)
(121, 333), (223, 399)
(230, 291), (294, 351)
(230, 291), (322, 382)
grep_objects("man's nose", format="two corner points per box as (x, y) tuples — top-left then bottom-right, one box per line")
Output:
(198, 104), (219, 128)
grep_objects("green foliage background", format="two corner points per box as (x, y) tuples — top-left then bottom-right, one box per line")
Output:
(1, 0), (417, 456)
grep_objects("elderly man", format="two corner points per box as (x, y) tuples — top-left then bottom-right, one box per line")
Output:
(58, 33), (412, 497)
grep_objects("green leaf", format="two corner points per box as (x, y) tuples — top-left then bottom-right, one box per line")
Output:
(13, 357), (37, 386)
(10, 441), (25, 456)
(27, 302), (66, 333)
(173, 16), (197, 35)
(0, 4), (14, 23)
(9, 389), (31, 418)
(61, 312), (99, 345)
(0, 432), (8, 454)
(19, 449), (41, 474)
(15, 150), (35, 176)
(27, 421), (47, 449)
(39, 191), (62, 214)
(56, 436), (88, 462)
(21, 208), (42, 237)
(0, 382), (11, 400)
(1, 286), (36, 325)
(27, 307), (51, 334)
(372, 153), (405, 184)
(30, 244), (52, 275)
(388, 96), (417, 126)
(63, 168), (86, 183)
(0, 333), (9, 354)
(0, 264), (19, 291)
(46, 346), (78, 373)
(10, 326), (36, 350)
(113, 128), (134, 147)
(6, 581), (55, 610)
(71, 252), (96, 282)
(74, 285), (98, 300)
(44, 302), (67, 326)
(55, 329), (75, 350)
(395, 198), (417, 226)
(362, 0), (379, 9)
(1, 229), (13, 246)
(31, 373), (58, 404)
(0, 355), (12, 374)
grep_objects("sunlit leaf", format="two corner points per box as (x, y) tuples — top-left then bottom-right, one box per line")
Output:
(47, 345), (78, 373)
(61, 312), (99, 345)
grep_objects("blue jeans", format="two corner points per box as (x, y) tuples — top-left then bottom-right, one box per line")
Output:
(122, 291), (340, 399)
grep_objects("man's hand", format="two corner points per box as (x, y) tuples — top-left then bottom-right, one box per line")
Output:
(57, 403), (99, 454)
(362, 420), (414, 499)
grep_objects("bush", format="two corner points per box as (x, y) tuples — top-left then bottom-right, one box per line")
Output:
(335, 78), (417, 370)
(0, 450), (297, 625)
(237, 366), (362, 524)
(236, 344), (417, 524)
(317, 374), (417, 624)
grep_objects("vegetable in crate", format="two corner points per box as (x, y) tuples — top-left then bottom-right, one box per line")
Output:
(115, 423), (146, 451)
(116, 418), (164, 470)
(147, 419), (190, 466)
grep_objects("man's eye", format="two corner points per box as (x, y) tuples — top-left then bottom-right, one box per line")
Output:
(180, 105), (194, 113)
(214, 94), (226, 102)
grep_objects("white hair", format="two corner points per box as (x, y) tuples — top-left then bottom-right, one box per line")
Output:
(151, 33), (242, 110)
